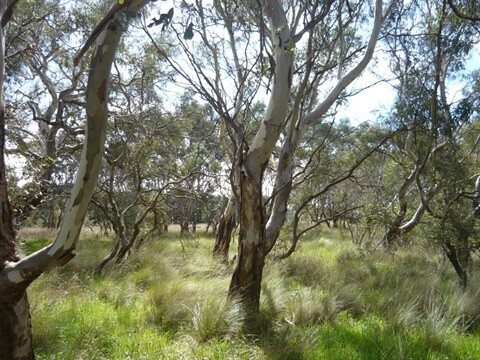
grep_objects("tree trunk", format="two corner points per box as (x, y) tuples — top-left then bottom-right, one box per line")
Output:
(0, 3), (34, 357)
(473, 175), (480, 216)
(225, 0), (296, 320)
(384, 196), (433, 247)
(228, 172), (266, 321)
(443, 241), (470, 291)
(213, 196), (236, 260)
(225, 0), (384, 328)
(0, 293), (33, 360)
(384, 217), (403, 247)
(180, 220), (189, 236)
(95, 239), (120, 274)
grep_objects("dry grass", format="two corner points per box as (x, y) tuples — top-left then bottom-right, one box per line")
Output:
(17, 226), (57, 240)
(17, 226), (102, 240)
(166, 223), (210, 233)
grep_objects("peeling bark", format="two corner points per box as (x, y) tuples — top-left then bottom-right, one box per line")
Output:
(227, 0), (293, 318)
(228, 171), (266, 316)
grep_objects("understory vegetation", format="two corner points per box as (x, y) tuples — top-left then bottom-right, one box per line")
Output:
(22, 227), (480, 360)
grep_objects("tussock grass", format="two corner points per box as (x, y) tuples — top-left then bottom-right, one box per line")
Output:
(189, 297), (244, 341)
(22, 227), (480, 359)
(284, 287), (343, 326)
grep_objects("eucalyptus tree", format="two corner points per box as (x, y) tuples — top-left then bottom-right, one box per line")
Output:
(165, 95), (225, 235)
(422, 72), (480, 289)
(380, 0), (479, 247)
(92, 89), (222, 271)
(279, 120), (394, 258)
(92, 109), (177, 272)
(424, 141), (480, 290)
(147, 0), (393, 319)
(88, 36), (177, 271)
(5, 0), (91, 227)
(0, 0), (151, 357)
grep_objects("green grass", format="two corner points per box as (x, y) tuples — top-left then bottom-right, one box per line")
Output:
(22, 227), (480, 359)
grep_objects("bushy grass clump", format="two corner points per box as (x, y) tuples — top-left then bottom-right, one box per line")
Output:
(22, 227), (480, 359)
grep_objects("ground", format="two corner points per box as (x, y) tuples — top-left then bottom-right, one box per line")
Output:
(18, 226), (480, 359)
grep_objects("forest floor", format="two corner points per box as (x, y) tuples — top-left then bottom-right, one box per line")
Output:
(21, 227), (480, 359)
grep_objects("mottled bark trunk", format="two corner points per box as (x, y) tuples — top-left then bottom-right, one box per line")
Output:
(0, 293), (33, 360)
(225, 0), (384, 327)
(229, 241), (266, 320)
(228, 172), (266, 320)
(213, 196), (236, 260)
(226, 0), (295, 319)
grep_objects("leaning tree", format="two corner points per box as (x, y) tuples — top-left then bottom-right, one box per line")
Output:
(0, 0), (151, 357)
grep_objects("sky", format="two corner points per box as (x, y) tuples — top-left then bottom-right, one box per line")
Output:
(336, 42), (480, 125)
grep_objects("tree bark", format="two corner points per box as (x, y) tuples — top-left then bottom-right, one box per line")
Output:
(384, 183), (440, 246)
(180, 220), (189, 236)
(0, 292), (33, 360)
(443, 240), (470, 291)
(0, 2), (33, 357)
(228, 172), (266, 317)
(0, 0), (16, 268)
(95, 240), (120, 275)
(213, 196), (236, 260)
(226, 0), (294, 322)
(473, 175), (480, 216)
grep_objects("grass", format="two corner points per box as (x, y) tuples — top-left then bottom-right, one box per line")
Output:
(21, 226), (480, 359)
